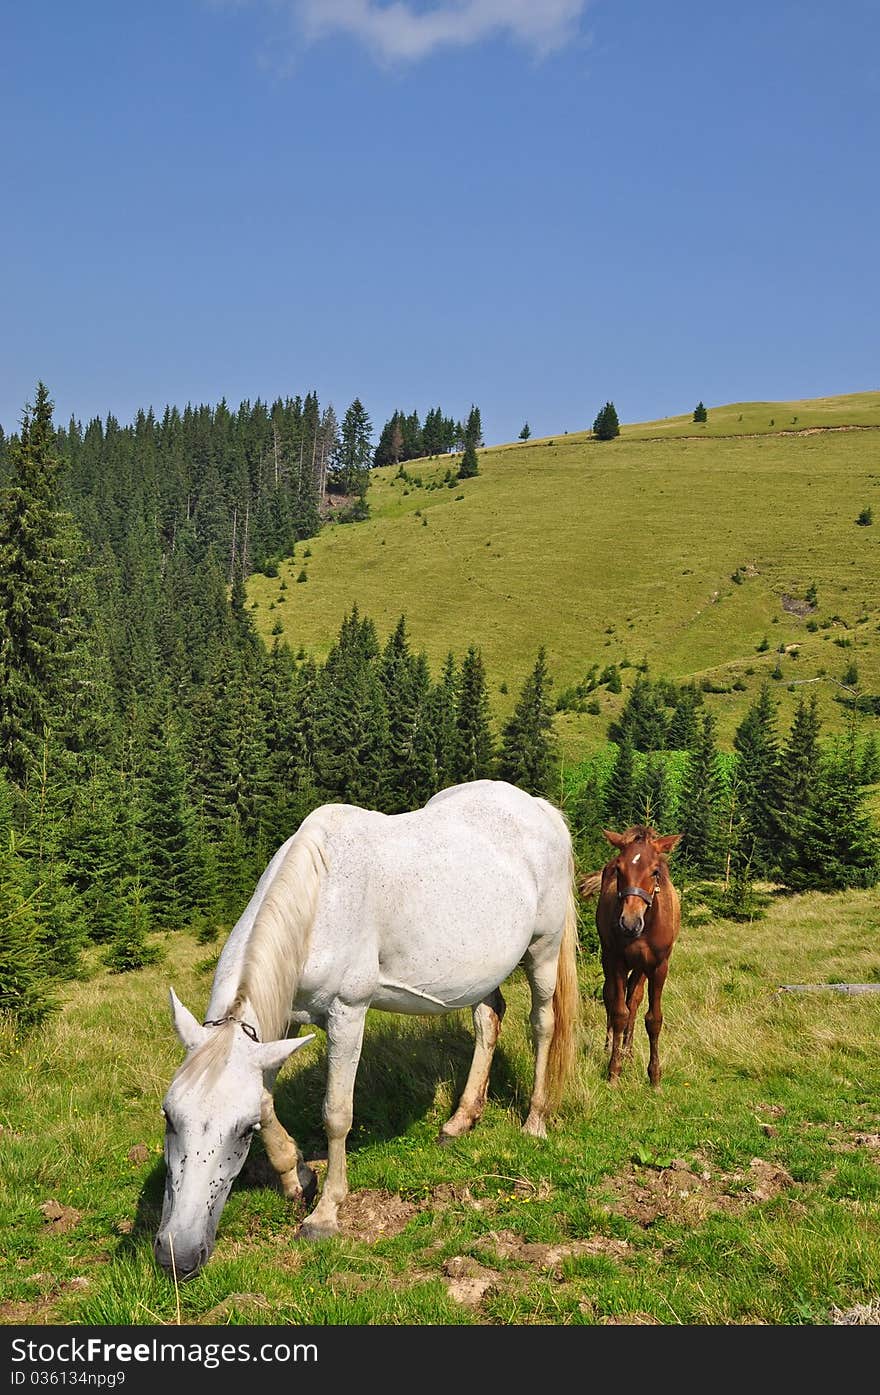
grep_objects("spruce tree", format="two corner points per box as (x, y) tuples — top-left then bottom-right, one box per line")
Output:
(453, 647), (494, 782)
(497, 648), (557, 796)
(334, 399), (373, 498)
(0, 774), (56, 1031)
(465, 405), (483, 448)
(136, 707), (212, 929)
(519, 423), (531, 441)
(458, 440), (479, 480)
(608, 672), (669, 752)
(732, 684), (782, 875)
(637, 752), (677, 832)
(592, 401), (620, 441)
(679, 711), (724, 874)
(781, 726), (879, 891)
(607, 737), (637, 829)
(693, 401), (708, 423)
(103, 878), (163, 972)
(0, 385), (81, 785)
(431, 652), (460, 789)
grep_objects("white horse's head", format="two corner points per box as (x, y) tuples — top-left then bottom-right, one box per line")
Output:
(154, 988), (313, 1278)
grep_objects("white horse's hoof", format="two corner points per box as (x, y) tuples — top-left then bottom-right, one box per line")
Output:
(298, 1215), (338, 1241)
(522, 1113), (547, 1139)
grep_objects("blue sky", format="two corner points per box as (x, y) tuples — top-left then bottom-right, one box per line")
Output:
(1, 1), (878, 445)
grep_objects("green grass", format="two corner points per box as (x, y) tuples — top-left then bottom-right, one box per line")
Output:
(2, 888), (880, 1326)
(249, 391), (880, 758)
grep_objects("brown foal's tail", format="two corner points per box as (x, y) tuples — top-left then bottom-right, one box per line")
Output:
(577, 870), (603, 900)
(546, 872), (581, 1109)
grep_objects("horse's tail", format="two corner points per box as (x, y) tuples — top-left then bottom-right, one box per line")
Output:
(546, 866), (581, 1109)
(577, 870), (603, 900)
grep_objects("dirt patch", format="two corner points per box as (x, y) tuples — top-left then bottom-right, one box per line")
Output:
(126, 1144), (150, 1165)
(39, 1200), (82, 1233)
(781, 594), (816, 617)
(830, 1299), (880, 1325)
(199, 1293), (272, 1324)
(486, 1228), (629, 1277)
(827, 1125), (880, 1154)
(602, 1156), (796, 1227)
(442, 1256), (501, 1307)
(336, 1190), (420, 1243)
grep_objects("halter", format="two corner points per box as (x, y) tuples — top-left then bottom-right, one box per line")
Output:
(203, 1015), (260, 1042)
(617, 884), (655, 907)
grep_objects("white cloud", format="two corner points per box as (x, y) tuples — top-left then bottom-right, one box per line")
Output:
(293, 0), (589, 62)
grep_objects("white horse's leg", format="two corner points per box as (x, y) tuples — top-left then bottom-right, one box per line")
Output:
(521, 942), (557, 1138)
(260, 1089), (318, 1204)
(299, 1000), (367, 1241)
(439, 989), (506, 1142)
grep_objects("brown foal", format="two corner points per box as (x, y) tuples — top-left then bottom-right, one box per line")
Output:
(579, 826), (681, 1087)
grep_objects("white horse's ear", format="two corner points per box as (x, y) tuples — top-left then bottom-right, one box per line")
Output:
(169, 987), (208, 1052)
(255, 1033), (315, 1073)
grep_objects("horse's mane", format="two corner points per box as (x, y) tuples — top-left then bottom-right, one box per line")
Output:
(229, 820), (329, 1043)
(618, 825), (657, 845)
(176, 1020), (239, 1091)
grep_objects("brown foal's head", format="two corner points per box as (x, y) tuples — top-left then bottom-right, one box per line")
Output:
(603, 827), (681, 939)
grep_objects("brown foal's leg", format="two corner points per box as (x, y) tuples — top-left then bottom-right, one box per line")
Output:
(440, 989), (506, 1141)
(603, 958), (628, 1085)
(645, 960), (669, 1087)
(623, 970), (646, 1056)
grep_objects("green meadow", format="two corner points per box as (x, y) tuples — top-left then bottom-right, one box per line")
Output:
(1, 887), (879, 1326)
(248, 392), (880, 758)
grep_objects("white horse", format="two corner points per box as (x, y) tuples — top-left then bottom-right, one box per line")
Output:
(154, 780), (580, 1277)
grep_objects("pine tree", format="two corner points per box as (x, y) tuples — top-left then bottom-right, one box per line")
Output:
(453, 647), (494, 782)
(693, 401), (708, 423)
(781, 733), (879, 891)
(637, 752), (677, 832)
(465, 405), (483, 448)
(0, 774), (56, 1032)
(103, 878), (163, 972)
(679, 711), (724, 874)
(334, 399), (373, 498)
(136, 707), (212, 928)
(666, 685), (701, 750)
(608, 672), (669, 752)
(497, 649), (557, 796)
(431, 652), (460, 789)
(458, 440), (479, 480)
(607, 737), (637, 828)
(592, 401), (620, 441)
(0, 385), (82, 785)
(860, 732), (880, 785)
(567, 763), (610, 876)
(732, 684), (782, 875)
(519, 423), (531, 441)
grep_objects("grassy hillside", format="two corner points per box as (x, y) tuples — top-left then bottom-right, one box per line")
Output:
(248, 392), (880, 758)
(2, 890), (879, 1326)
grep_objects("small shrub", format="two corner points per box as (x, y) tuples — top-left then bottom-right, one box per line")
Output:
(756, 636), (770, 652)
(856, 507), (873, 526)
(297, 569), (308, 583)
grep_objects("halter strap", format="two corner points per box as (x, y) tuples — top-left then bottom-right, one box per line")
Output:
(203, 1016), (260, 1042)
(617, 884), (654, 907)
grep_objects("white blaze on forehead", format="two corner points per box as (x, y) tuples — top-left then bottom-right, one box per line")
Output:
(632, 853), (641, 863)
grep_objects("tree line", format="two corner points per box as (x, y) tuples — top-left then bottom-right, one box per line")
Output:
(373, 405), (482, 468)
(0, 384), (546, 1033)
(568, 678), (879, 911)
(0, 384), (877, 1039)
